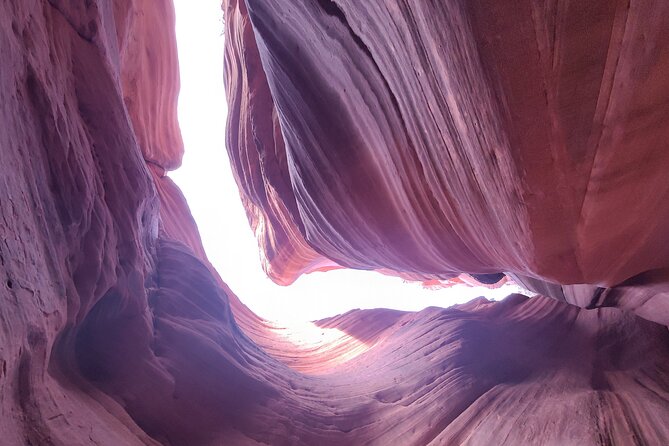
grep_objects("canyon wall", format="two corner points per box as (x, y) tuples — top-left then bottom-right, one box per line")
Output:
(228, 0), (669, 324)
(0, 0), (668, 445)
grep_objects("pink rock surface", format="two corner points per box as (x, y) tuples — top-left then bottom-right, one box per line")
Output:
(229, 0), (669, 288)
(1, 0), (669, 445)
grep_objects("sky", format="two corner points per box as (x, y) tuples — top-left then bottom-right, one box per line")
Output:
(169, 0), (523, 322)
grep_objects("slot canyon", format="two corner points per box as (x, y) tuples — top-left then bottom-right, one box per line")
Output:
(1, 0), (669, 444)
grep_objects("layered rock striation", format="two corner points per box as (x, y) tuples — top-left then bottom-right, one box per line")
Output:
(228, 0), (669, 324)
(0, 0), (668, 445)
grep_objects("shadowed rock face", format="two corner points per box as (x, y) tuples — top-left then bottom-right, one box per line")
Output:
(1, 0), (668, 445)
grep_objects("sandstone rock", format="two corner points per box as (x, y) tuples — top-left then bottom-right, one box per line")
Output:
(231, 0), (669, 288)
(1, 0), (668, 445)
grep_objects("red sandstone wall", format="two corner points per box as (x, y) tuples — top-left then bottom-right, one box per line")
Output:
(229, 0), (669, 290)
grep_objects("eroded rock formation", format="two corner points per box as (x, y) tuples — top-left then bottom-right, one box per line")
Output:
(1, 0), (668, 445)
(227, 0), (669, 324)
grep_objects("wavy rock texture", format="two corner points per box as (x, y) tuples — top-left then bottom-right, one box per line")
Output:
(1, 0), (669, 446)
(228, 0), (669, 288)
